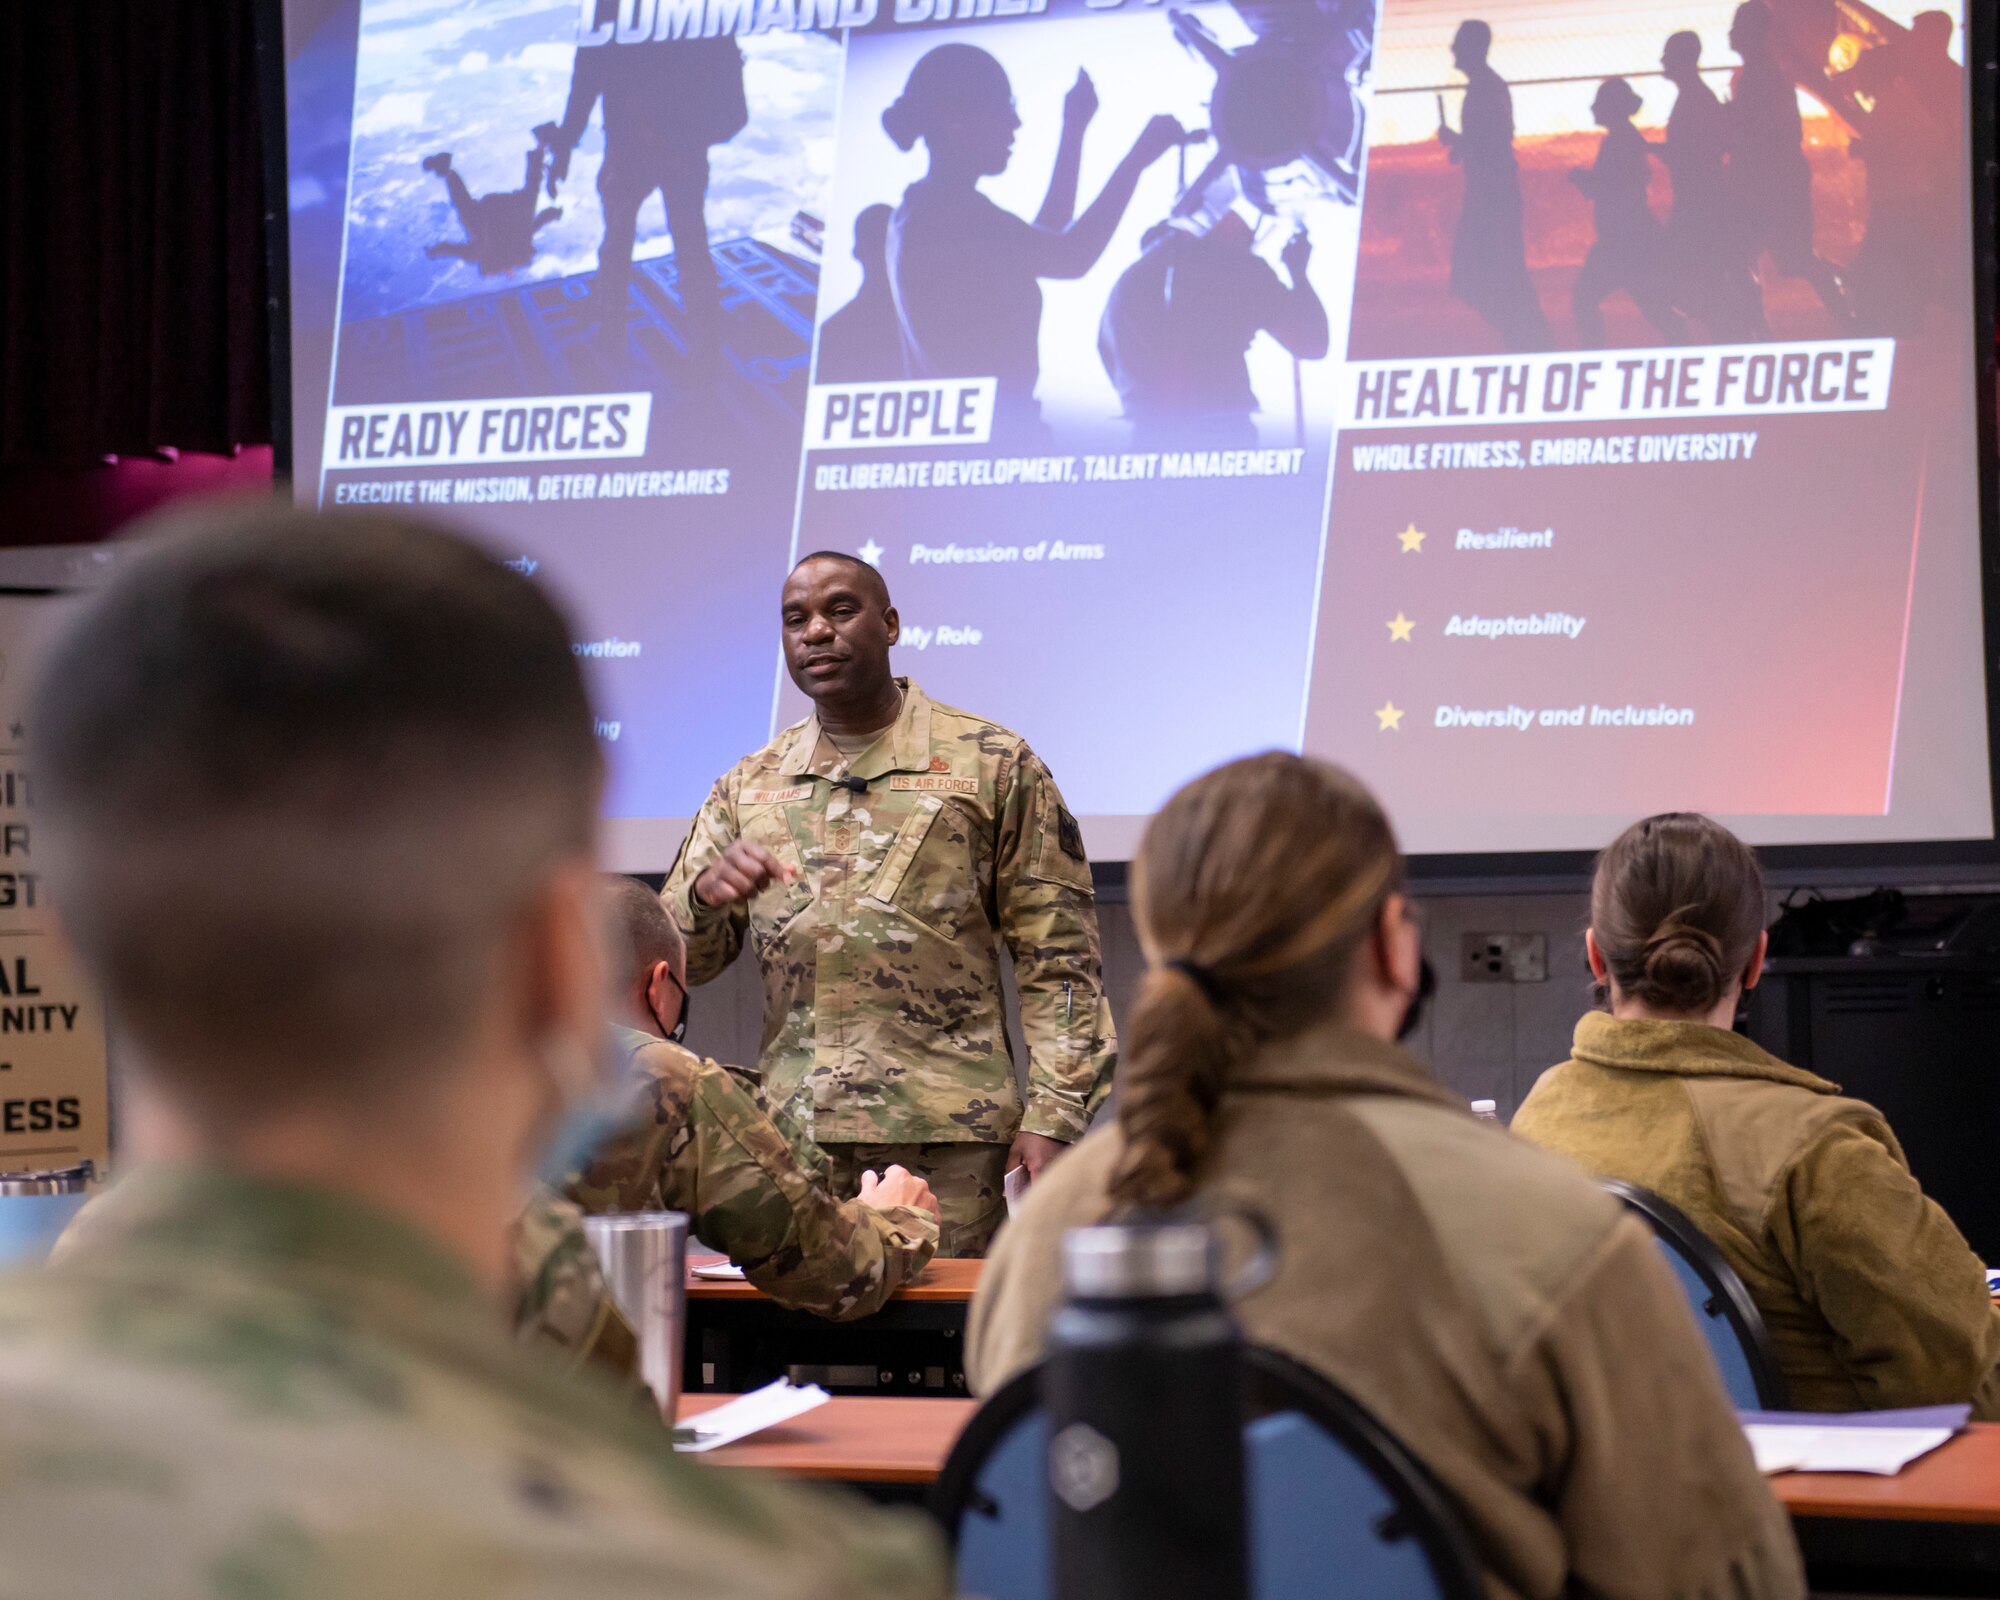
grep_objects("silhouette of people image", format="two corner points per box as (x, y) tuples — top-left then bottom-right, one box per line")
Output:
(1659, 31), (1765, 338)
(1835, 10), (1963, 332)
(422, 146), (561, 276)
(815, 205), (903, 383)
(1438, 20), (1552, 352)
(1098, 192), (1328, 450)
(1569, 78), (1689, 348)
(1725, 0), (1849, 325)
(881, 50), (1184, 441)
(543, 8), (749, 334)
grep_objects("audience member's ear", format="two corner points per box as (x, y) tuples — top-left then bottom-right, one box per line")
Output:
(1741, 928), (1770, 993)
(1584, 928), (1609, 984)
(1376, 892), (1421, 996)
(517, 859), (609, 1052)
(644, 959), (680, 1029)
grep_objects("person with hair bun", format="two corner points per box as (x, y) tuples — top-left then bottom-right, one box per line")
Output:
(879, 45), (1184, 438)
(970, 757), (1801, 1600)
(1515, 813), (2000, 1416)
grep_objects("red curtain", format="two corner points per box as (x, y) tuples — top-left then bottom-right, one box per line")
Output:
(0, 0), (272, 472)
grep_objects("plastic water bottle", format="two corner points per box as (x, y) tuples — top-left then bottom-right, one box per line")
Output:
(1044, 1221), (1250, 1600)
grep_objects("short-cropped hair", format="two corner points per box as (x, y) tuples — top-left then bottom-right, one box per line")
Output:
(32, 505), (603, 1117)
(605, 874), (683, 988)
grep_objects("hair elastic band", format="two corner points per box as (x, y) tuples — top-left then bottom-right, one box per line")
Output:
(1167, 957), (1225, 1004)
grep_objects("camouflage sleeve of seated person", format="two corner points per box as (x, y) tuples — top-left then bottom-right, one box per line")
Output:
(512, 1185), (641, 1386)
(570, 1037), (939, 1320)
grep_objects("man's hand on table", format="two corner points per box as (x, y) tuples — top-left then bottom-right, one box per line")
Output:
(860, 1164), (939, 1223)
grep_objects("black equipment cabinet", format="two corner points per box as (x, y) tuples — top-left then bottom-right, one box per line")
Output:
(1744, 956), (2000, 1263)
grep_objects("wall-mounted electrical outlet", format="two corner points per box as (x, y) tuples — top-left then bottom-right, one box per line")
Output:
(1461, 932), (1548, 984)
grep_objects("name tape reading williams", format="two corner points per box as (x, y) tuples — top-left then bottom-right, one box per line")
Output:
(324, 392), (652, 469)
(807, 379), (997, 451)
(1339, 339), (1895, 430)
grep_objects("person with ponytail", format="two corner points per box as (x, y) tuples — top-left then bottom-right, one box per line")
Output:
(1515, 813), (2000, 1416)
(970, 756), (1801, 1600)
(877, 45), (1185, 439)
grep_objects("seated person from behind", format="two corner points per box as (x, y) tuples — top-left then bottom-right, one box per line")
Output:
(0, 505), (944, 1597)
(969, 754), (1802, 1600)
(565, 876), (940, 1318)
(1513, 812), (2000, 1416)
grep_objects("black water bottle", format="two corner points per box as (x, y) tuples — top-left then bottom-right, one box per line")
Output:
(1044, 1221), (1251, 1600)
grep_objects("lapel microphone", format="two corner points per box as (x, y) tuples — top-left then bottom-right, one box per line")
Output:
(834, 774), (869, 794)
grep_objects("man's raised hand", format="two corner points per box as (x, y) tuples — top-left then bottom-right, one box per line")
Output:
(691, 838), (797, 908)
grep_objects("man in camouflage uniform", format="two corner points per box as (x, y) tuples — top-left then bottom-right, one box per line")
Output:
(0, 507), (945, 1598)
(665, 552), (1117, 1256)
(565, 876), (940, 1319)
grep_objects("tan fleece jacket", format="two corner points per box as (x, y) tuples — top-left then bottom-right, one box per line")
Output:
(1514, 1011), (2000, 1417)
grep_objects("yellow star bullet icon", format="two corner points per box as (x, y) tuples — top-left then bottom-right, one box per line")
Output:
(1387, 612), (1415, 642)
(1397, 523), (1426, 553)
(1375, 702), (1405, 732)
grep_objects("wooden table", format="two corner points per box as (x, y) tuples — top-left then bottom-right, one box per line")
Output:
(683, 1258), (983, 1398)
(1768, 1424), (2000, 1595)
(678, 1393), (974, 1487)
(678, 1397), (2000, 1593)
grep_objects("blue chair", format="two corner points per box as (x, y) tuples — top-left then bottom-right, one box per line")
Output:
(1600, 1178), (1788, 1409)
(932, 1345), (1485, 1600)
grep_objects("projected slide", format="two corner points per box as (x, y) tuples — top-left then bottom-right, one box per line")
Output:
(278, 0), (1992, 862)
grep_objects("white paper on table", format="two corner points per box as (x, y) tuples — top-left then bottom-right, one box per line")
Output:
(674, 1379), (830, 1453)
(691, 1261), (747, 1281)
(1003, 1164), (1030, 1216)
(1742, 1423), (1955, 1476)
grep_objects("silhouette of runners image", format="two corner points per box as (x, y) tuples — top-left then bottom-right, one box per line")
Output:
(1098, 192), (1328, 450)
(1659, 31), (1765, 338)
(543, 9), (749, 332)
(1835, 10), (1963, 332)
(1438, 20), (1551, 352)
(881, 49), (1184, 441)
(422, 146), (561, 276)
(815, 205), (903, 383)
(1725, 0), (1849, 325)
(1569, 78), (1689, 347)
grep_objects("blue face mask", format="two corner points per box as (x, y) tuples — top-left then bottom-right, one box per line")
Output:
(535, 1026), (640, 1187)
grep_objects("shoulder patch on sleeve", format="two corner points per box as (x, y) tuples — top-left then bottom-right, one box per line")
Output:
(1058, 805), (1086, 863)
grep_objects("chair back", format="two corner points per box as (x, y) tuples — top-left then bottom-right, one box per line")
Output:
(933, 1346), (1485, 1600)
(1600, 1178), (1788, 1409)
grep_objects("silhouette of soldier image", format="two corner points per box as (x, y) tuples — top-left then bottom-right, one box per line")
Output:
(543, 7), (749, 333)
(1835, 10), (1963, 332)
(1659, 31), (1765, 338)
(422, 146), (562, 276)
(1569, 78), (1689, 348)
(881, 50), (1183, 442)
(1438, 20), (1551, 352)
(1725, 0), (1849, 325)
(1098, 190), (1328, 450)
(815, 205), (903, 383)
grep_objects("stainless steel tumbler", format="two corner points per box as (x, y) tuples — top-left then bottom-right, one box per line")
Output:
(583, 1210), (689, 1420)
